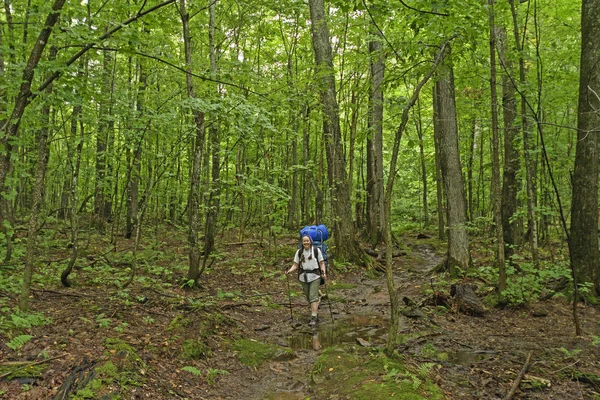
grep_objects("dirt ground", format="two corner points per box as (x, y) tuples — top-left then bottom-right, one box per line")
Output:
(1, 232), (599, 399)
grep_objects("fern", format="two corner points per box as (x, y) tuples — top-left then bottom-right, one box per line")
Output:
(181, 366), (202, 376)
(7, 334), (33, 350)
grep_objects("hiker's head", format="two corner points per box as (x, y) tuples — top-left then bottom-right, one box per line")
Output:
(302, 235), (312, 250)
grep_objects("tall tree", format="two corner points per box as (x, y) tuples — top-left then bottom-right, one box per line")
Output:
(497, 26), (520, 263)
(307, 0), (366, 264)
(366, 27), (385, 246)
(488, 0), (506, 292)
(180, 0), (207, 286)
(509, 0), (539, 266)
(570, 0), (600, 295)
(434, 45), (470, 275)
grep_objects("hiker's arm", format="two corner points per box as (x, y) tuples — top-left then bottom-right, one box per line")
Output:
(286, 262), (298, 275)
(320, 260), (326, 278)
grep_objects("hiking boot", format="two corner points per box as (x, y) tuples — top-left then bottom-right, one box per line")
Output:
(309, 316), (318, 326)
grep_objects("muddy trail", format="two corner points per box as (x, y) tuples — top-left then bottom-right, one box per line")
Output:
(1, 233), (599, 399)
(208, 238), (600, 400)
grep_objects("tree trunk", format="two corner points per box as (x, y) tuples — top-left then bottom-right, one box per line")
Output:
(434, 46), (470, 275)
(367, 28), (385, 246)
(0, 0), (66, 233)
(94, 36), (113, 228)
(307, 0), (366, 264)
(20, 47), (57, 310)
(180, 0), (206, 286)
(570, 0), (600, 295)
(509, 0), (539, 266)
(204, 0), (220, 256)
(414, 99), (429, 227)
(126, 61), (147, 239)
(498, 27), (520, 263)
(433, 93), (446, 241)
(488, 2), (506, 292)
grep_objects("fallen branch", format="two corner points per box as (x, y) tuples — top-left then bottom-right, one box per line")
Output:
(504, 351), (533, 400)
(0, 354), (67, 379)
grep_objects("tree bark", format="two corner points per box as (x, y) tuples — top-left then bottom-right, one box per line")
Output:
(434, 46), (470, 275)
(20, 47), (57, 310)
(488, 1), (506, 292)
(308, 0), (366, 264)
(498, 27), (520, 262)
(180, 0), (206, 286)
(0, 0), (66, 232)
(509, 0), (539, 266)
(367, 28), (385, 246)
(204, 0), (221, 256)
(570, 0), (600, 295)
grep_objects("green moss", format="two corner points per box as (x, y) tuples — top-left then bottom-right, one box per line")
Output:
(181, 338), (211, 360)
(311, 347), (444, 400)
(168, 315), (192, 331)
(233, 339), (293, 367)
(0, 363), (47, 379)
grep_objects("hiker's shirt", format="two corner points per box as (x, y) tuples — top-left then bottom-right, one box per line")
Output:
(294, 247), (324, 283)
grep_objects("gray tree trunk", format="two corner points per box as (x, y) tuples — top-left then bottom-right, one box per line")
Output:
(20, 47), (57, 310)
(497, 27), (520, 263)
(570, 0), (600, 295)
(180, 0), (206, 285)
(509, 0), (539, 265)
(488, 3), (506, 292)
(308, 0), (366, 264)
(367, 28), (385, 246)
(434, 46), (470, 275)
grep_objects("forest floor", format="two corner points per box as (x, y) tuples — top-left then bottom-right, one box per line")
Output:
(1, 227), (600, 399)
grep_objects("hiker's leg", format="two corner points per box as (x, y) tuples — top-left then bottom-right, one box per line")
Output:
(308, 280), (320, 315)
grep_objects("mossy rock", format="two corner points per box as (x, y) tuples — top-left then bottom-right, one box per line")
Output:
(233, 339), (294, 367)
(310, 346), (444, 400)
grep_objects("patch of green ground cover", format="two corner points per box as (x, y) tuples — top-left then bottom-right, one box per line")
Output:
(0, 363), (48, 379)
(233, 339), (294, 367)
(71, 338), (149, 399)
(311, 347), (444, 400)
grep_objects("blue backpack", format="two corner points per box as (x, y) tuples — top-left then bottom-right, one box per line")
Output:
(298, 225), (329, 283)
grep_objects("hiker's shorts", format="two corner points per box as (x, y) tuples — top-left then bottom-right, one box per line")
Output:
(302, 279), (321, 303)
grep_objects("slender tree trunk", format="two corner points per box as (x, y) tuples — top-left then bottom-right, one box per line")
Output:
(367, 28), (385, 246)
(434, 46), (470, 275)
(509, 0), (539, 265)
(61, 97), (85, 287)
(381, 40), (450, 354)
(94, 36), (112, 228)
(498, 27), (520, 263)
(414, 98), (429, 227)
(308, 0), (366, 264)
(488, 1), (506, 292)
(126, 62), (147, 239)
(0, 0), (66, 234)
(20, 47), (57, 310)
(433, 88), (446, 241)
(570, 0), (600, 295)
(204, 0), (220, 256)
(180, 0), (206, 285)
(467, 116), (477, 223)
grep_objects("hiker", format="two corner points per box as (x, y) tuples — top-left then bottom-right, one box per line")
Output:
(286, 235), (327, 326)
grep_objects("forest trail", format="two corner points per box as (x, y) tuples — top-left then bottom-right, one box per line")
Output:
(1, 234), (599, 399)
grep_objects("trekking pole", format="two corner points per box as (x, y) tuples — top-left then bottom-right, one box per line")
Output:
(285, 271), (294, 322)
(323, 278), (334, 324)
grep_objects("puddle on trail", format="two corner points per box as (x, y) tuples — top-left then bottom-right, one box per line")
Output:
(287, 314), (388, 350)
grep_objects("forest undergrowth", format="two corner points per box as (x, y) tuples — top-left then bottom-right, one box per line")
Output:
(0, 223), (599, 399)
